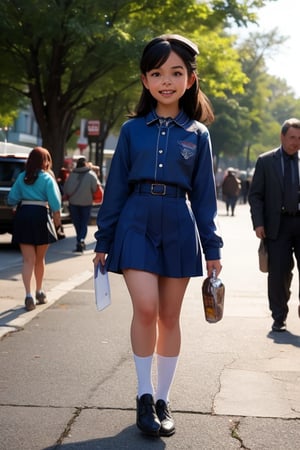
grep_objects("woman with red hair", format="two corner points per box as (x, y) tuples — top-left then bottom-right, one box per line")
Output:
(8, 146), (62, 311)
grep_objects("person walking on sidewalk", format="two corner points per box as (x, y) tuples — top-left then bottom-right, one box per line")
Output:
(221, 168), (241, 216)
(7, 147), (63, 311)
(93, 34), (223, 438)
(249, 118), (300, 332)
(64, 157), (102, 253)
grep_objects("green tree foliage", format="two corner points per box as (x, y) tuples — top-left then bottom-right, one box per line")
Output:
(209, 27), (300, 169)
(0, 85), (23, 130)
(0, 0), (264, 173)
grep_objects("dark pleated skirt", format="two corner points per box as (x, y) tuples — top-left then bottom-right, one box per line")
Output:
(12, 205), (57, 245)
(106, 192), (203, 278)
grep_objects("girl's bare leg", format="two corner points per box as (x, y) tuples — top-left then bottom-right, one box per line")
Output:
(123, 269), (161, 435)
(34, 244), (49, 292)
(123, 269), (160, 356)
(19, 244), (36, 296)
(155, 276), (189, 409)
(157, 276), (189, 356)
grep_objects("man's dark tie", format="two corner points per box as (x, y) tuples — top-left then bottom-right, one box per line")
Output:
(283, 153), (299, 214)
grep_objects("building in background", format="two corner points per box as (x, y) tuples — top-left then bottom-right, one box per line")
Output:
(1, 105), (41, 147)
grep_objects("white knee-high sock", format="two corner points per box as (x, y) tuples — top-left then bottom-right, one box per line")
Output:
(133, 354), (154, 398)
(156, 354), (178, 403)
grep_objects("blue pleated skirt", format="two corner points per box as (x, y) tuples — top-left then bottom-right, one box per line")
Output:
(106, 192), (203, 278)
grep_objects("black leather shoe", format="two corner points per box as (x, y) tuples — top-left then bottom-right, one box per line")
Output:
(156, 399), (175, 437)
(136, 394), (161, 436)
(272, 320), (286, 332)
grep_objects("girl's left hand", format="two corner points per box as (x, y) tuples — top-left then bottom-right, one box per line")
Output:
(206, 260), (222, 278)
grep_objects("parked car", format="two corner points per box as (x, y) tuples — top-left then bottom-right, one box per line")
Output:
(0, 144), (30, 235)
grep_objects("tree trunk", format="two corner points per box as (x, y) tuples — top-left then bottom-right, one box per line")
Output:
(31, 90), (74, 175)
(43, 129), (66, 177)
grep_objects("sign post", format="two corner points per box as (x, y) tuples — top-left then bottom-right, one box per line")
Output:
(86, 120), (103, 183)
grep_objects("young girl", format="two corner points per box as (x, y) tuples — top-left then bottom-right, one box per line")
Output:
(93, 34), (223, 437)
(8, 147), (63, 311)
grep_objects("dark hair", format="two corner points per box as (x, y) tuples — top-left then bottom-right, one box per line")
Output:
(132, 34), (214, 124)
(76, 157), (87, 168)
(24, 146), (52, 185)
(281, 118), (300, 136)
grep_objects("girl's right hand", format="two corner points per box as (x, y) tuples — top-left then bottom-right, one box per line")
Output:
(93, 252), (106, 267)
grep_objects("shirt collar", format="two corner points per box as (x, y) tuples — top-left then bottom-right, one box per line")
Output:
(281, 147), (298, 161)
(145, 110), (191, 129)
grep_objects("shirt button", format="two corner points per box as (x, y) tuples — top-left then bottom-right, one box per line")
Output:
(159, 163), (163, 168)
(159, 150), (163, 154)
(161, 131), (166, 135)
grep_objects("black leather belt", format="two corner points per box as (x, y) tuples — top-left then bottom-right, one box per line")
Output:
(281, 211), (300, 217)
(134, 182), (186, 198)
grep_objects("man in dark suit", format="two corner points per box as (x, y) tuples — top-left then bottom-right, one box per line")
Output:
(249, 118), (300, 332)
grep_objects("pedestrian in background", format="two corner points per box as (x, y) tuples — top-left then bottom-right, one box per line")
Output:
(93, 34), (223, 437)
(221, 168), (241, 216)
(8, 147), (62, 311)
(249, 118), (300, 332)
(57, 166), (69, 196)
(64, 156), (101, 253)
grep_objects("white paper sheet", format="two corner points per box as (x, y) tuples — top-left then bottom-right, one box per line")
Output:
(94, 264), (111, 311)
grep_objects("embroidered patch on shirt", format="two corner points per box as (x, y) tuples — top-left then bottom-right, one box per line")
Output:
(178, 141), (196, 159)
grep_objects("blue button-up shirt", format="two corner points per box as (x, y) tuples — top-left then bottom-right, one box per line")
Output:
(95, 110), (223, 259)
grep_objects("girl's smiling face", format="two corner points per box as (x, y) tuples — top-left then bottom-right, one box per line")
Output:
(141, 51), (195, 118)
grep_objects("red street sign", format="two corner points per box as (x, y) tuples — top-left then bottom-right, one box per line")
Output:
(87, 120), (100, 136)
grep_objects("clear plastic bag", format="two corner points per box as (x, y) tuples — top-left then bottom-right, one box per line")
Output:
(202, 269), (225, 323)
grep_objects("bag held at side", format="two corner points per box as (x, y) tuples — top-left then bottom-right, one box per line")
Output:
(258, 239), (268, 273)
(202, 269), (225, 323)
(93, 184), (103, 204)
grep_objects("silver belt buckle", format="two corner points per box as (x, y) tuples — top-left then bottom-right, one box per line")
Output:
(151, 183), (166, 195)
